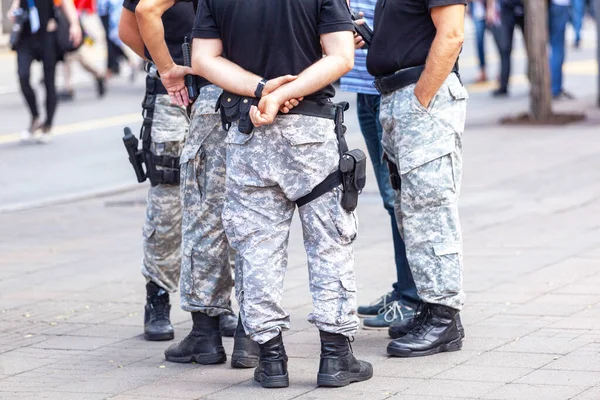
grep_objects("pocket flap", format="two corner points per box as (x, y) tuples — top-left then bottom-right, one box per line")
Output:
(399, 134), (456, 175)
(281, 119), (333, 145)
(180, 144), (201, 164)
(449, 83), (469, 100)
(433, 242), (461, 256)
(224, 129), (253, 145)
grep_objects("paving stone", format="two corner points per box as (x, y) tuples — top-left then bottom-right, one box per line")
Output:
(464, 351), (557, 369)
(122, 380), (227, 399)
(296, 389), (394, 399)
(54, 379), (149, 395)
(571, 386), (600, 400)
(541, 354), (600, 372)
(482, 383), (589, 400)
(30, 336), (120, 351)
(434, 365), (534, 383)
(516, 369), (600, 387)
(0, 355), (54, 375)
(402, 379), (502, 398)
(201, 376), (313, 400)
(495, 336), (589, 355)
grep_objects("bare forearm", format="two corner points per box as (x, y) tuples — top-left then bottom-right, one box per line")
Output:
(193, 54), (262, 97)
(269, 55), (353, 103)
(415, 32), (463, 102)
(136, 3), (173, 73)
(119, 10), (147, 60)
(61, 0), (79, 27)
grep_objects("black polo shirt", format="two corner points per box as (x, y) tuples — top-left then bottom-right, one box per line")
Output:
(192, 0), (354, 100)
(123, 0), (194, 66)
(366, 0), (467, 78)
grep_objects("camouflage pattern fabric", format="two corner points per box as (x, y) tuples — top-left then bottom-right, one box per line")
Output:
(141, 93), (189, 293)
(379, 73), (468, 311)
(222, 114), (360, 344)
(179, 85), (233, 317)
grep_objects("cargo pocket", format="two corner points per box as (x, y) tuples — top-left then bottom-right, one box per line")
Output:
(321, 188), (358, 245)
(279, 117), (335, 146)
(224, 129), (253, 146)
(432, 242), (463, 296)
(336, 277), (357, 324)
(399, 134), (458, 208)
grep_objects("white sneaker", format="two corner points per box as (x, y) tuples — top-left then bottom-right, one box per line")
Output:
(36, 124), (53, 144)
(20, 118), (42, 143)
(20, 129), (34, 142)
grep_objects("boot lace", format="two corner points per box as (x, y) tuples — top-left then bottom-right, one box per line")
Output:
(368, 291), (394, 314)
(409, 306), (431, 337)
(379, 300), (407, 323)
(149, 292), (169, 322)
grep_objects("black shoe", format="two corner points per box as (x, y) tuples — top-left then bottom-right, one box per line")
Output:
(57, 90), (74, 101)
(254, 333), (289, 388)
(164, 312), (226, 364)
(389, 302), (465, 339)
(492, 88), (508, 97)
(219, 311), (237, 338)
(96, 77), (106, 98)
(387, 304), (462, 358)
(317, 331), (373, 387)
(231, 316), (260, 368)
(144, 282), (174, 341)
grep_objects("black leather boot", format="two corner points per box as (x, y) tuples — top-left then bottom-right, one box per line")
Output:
(164, 312), (226, 364)
(144, 282), (174, 341)
(219, 311), (237, 338)
(387, 304), (462, 357)
(231, 316), (260, 368)
(317, 331), (373, 387)
(254, 333), (289, 388)
(388, 302), (465, 339)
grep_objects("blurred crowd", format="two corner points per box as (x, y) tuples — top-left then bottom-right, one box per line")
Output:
(7, 0), (141, 142)
(468, 0), (596, 99)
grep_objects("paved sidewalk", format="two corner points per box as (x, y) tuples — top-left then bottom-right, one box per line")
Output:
(2, 103), (600, 400)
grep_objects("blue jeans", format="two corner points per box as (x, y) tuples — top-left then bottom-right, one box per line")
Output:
(498, 1), (525, 91)
(356, 93), (419, 305)
(549, 3), (570, 96)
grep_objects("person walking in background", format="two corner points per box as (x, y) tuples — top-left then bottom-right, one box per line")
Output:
(549, 0), (573, 99)
(469, 0), (503, 83)
(7, 0), (82, 142)
(490, 0), (525, 97)
(340, 1), (420, 332)
(98, 0), (137, 79)
(570, 0), (596, 48)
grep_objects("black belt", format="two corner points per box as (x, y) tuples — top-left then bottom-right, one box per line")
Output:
(373, 64), (459, 96)
(281, 100), (336, 120)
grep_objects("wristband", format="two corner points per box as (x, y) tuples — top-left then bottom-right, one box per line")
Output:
(254, 78), (268, 98)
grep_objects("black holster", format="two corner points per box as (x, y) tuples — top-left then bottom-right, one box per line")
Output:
(215, 91), (257, 134)
(122, 77), (180, 186)
(383, 153), (401, 191)
(295, 102), (367, 212)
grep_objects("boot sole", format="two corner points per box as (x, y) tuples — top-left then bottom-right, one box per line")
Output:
(387, 337), (463, 358)
(317, 370), (374, 387)
(231, 350), (259, 369)
(165, 351), (227, 365)
(144, 332), (174, 341)
(357, 313), (377, 318)
(254, 371), (289, 388)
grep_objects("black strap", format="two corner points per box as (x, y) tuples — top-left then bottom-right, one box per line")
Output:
(296, 170), (343, 208)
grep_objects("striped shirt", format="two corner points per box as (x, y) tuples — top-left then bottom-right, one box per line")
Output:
(340, 0), (378, 95)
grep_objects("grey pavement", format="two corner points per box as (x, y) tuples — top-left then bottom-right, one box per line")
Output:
(1, 18), (600, 400)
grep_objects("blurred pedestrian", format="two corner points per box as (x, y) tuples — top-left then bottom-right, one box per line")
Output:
(7, 0), (82, 142)
(570, 0), (596, 48)
(368, 0), (467, 357)
(468, 0), (502, 83)
(550, 0), (573, 99)
(98, 0), (137, 79)
(340, 2), (420, 332)
(491, 0), (525, 97)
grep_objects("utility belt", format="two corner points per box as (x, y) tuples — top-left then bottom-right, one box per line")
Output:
(216, 92), (366, 212)
(373, 63), (460, 96)
(121, 75), (181, 186)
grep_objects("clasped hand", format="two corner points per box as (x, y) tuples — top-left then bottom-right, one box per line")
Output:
(250, 75), (304, 127)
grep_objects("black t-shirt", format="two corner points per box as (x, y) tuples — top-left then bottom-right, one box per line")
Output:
(192, 0), (353, 99)
(366, 0), (467, 78)
(20, 0), (54, 36)
(123, 0), (194, 66)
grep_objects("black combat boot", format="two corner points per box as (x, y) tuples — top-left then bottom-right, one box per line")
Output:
(388, 302), (465, 339)
(317, 331), (373, 387)
(219, 311), (237, 338)
(144, 282), (174, 341)
(254, 333), (289, 388)
(387, 304), (462, 357)
(164, 312), (226, 364)
(231, 316), (260, 368)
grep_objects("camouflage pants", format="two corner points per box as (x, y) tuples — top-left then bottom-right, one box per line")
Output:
(222, 115), (359, 344)
(179, 85), (233, 316)
(141, 94), (189, 292)
(379, 73), (468, 311)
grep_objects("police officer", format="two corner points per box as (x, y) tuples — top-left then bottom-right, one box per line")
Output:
(192, 0), (373, 388)
(118, 0), (238, 343)
(367, 0), (468, 357)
